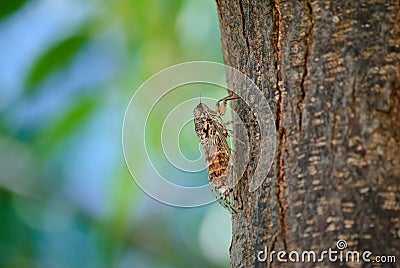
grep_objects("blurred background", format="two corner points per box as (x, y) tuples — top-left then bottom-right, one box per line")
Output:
(0, 0), (232, 267)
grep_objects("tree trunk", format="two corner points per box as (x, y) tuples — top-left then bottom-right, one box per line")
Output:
(216, 0), (400, 267)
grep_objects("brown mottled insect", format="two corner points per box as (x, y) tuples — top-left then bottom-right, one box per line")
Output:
(193, 95), (239, 212)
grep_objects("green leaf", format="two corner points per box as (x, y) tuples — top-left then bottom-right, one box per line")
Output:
(25, 34), (88, 95)
(33, 97), (98, 152)
(0, 0), (28, 19)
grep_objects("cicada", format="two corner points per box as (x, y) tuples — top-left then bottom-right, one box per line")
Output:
(193, 95), (239, 212)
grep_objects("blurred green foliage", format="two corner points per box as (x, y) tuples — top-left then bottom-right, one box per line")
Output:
(33, 96), (99, 152)
(0, 0), (231, 267)
(26, 33), (88, 94)
(0, 0), (27, 19)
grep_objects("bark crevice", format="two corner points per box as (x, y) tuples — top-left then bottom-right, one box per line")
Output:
(298, 0), (315, 133)
(272, 0), (288, 252)
(238, 0), (250, 55)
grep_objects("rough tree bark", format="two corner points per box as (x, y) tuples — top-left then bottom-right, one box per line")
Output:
(216, 1), (400, 267)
